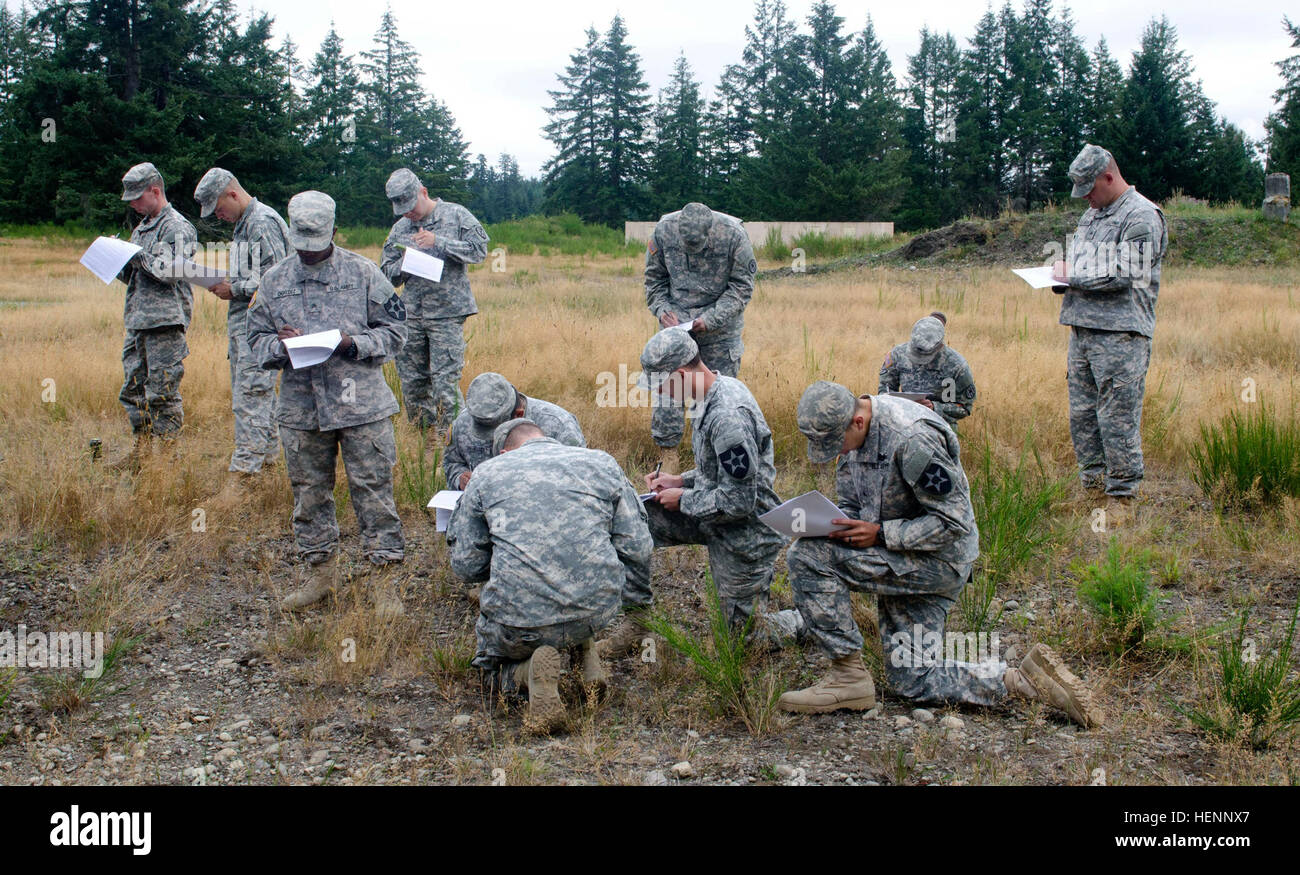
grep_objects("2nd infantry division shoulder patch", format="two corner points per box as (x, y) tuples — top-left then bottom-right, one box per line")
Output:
(719, 444), (751, 479)
(383, 293), (407, 321)
(920, 462), (953, 495)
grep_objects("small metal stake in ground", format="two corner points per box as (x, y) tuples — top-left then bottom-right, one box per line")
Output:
(89, 438), (102, 461)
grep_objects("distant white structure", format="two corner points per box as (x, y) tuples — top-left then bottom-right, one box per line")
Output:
(625, 220), (894, 248)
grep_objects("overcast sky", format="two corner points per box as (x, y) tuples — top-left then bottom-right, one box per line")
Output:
(12, 0), (1293, 176)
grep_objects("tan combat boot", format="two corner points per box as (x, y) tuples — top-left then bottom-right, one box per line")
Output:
(778, 652), (877, 714)
(281, 555), (339, 611)
(369, 564), (406, 621)
(1004, 643), (1103, 728)
(212, 472), (254, 506)
(106, 433), (152, 473)
(579, 638), (608, 701)
(595, 611), (646, 659)
(512, 645), (566, 735)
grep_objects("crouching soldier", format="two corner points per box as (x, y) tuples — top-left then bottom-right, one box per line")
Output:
(779, 380), (1102, 728)
(447, 419), (652, 734)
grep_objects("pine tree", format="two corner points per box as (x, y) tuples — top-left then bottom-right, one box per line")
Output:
(1046, 5), (1092, 201)
(1086, 37), (1125, 146)
(954, 5), (1011, 216)
(899, 27), (962, 228)
(1265, 16), (1300, 177)
(649, 53), (706, 214)
(304, 24), (362, 186)
(543, 27), (602, 219)
(590, 15), (651, 225)
(1113, 16), (1195, 200)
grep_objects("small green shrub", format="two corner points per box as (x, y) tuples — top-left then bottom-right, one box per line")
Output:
(1175, 598), (1300, 750)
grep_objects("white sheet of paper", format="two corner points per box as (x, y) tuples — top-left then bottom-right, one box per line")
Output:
(638, 492), (657, 502)
(1011, 266), (1064, 289)
(80, 237), (143, 284)
(886, 392), (931, 402)
(758, 490), (853, 539)
(172, 257), (228, 289)
(282, 329), (342, 369)
(401, 247), (444, 282)
(426, 489), (464, 532)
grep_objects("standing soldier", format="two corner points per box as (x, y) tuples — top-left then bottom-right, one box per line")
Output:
(600, 329), (785, 657)
(1052, 144), (1168, 507)
(444, 372), (585, 490)
(644, 202), (757, 454)
(448, 419), (652, 734)
(778, 380), (1102, 728)
(193, 168), (292, 488)
(246, 191), (409, 619)
(380, 168), (489, 435)
(878, 313), (977, 430)
(108, 162), (198, 472)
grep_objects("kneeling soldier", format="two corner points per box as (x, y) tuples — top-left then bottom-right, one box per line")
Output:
(780, 381), (1102, 727)
(448, 419), (652, 734)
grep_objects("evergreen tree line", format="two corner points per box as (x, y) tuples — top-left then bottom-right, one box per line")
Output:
(0, 0), (536, 227)
(1, 1), (1296, 233)
(545, 0), (1284, 230)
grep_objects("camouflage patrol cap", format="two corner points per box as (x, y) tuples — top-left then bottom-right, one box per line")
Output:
(638, 328), (699, 390)
(286, 190), (336, 252)
(909, 316), (946, 360)
(797, 380), (857, 464)
(121, 162), (163, 201)
(492, 417), (540, 457)
(1069, 144), (1113, 198)
(679, 202), (714, 253)
(386, 168), (422, 215)
(193, 167), (235, 218)
(467, 373), (519, 441)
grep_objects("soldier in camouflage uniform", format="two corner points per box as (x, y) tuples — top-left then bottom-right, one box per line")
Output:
(380, 168), (489, 433)
(193, 168), (293, 480)
(448, 419), (652, 734)
(778, 381), (1102, 727)
(878, 314), (977, 429)
(1052, 144), (1168, 501)
(246, 191), (409, 618)
(443, 372), (585, 490)
(109, 162), (198, 471)
(600, 329), (785, 657)
(644, 202), (757, 449)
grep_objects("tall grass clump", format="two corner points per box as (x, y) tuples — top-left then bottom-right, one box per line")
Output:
(957, 438), (1064, 632)
(644, 573), (784, 735)
(1175, 597), (1300, 750)
(1189, 401), (1300, 510)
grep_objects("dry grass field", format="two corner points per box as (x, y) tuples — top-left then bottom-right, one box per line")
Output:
(0, 233), (1297, 785)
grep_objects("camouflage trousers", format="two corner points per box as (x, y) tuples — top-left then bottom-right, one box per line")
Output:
(281, 418), (405, 565)
(120, 325), (188, 436)
(396, 317), (466, 431)
(787, 538), (1006, 706)
(637, 500), (782, 628)
(474, 609), (616, 696)
(1067, 327), (1150, 497)
(651, 334), (742, 448)
(227, 311), (280, 473)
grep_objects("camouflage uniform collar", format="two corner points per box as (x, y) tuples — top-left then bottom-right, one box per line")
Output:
(136, 204), (173, 232)
(289, 248), (340, 283)
(688, 371), (724, 423)
(232, 197), (260, 235)
(415, 198), (443, 228)
(1095, 185), (1136, 218)
(512, 435), (560, 452)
